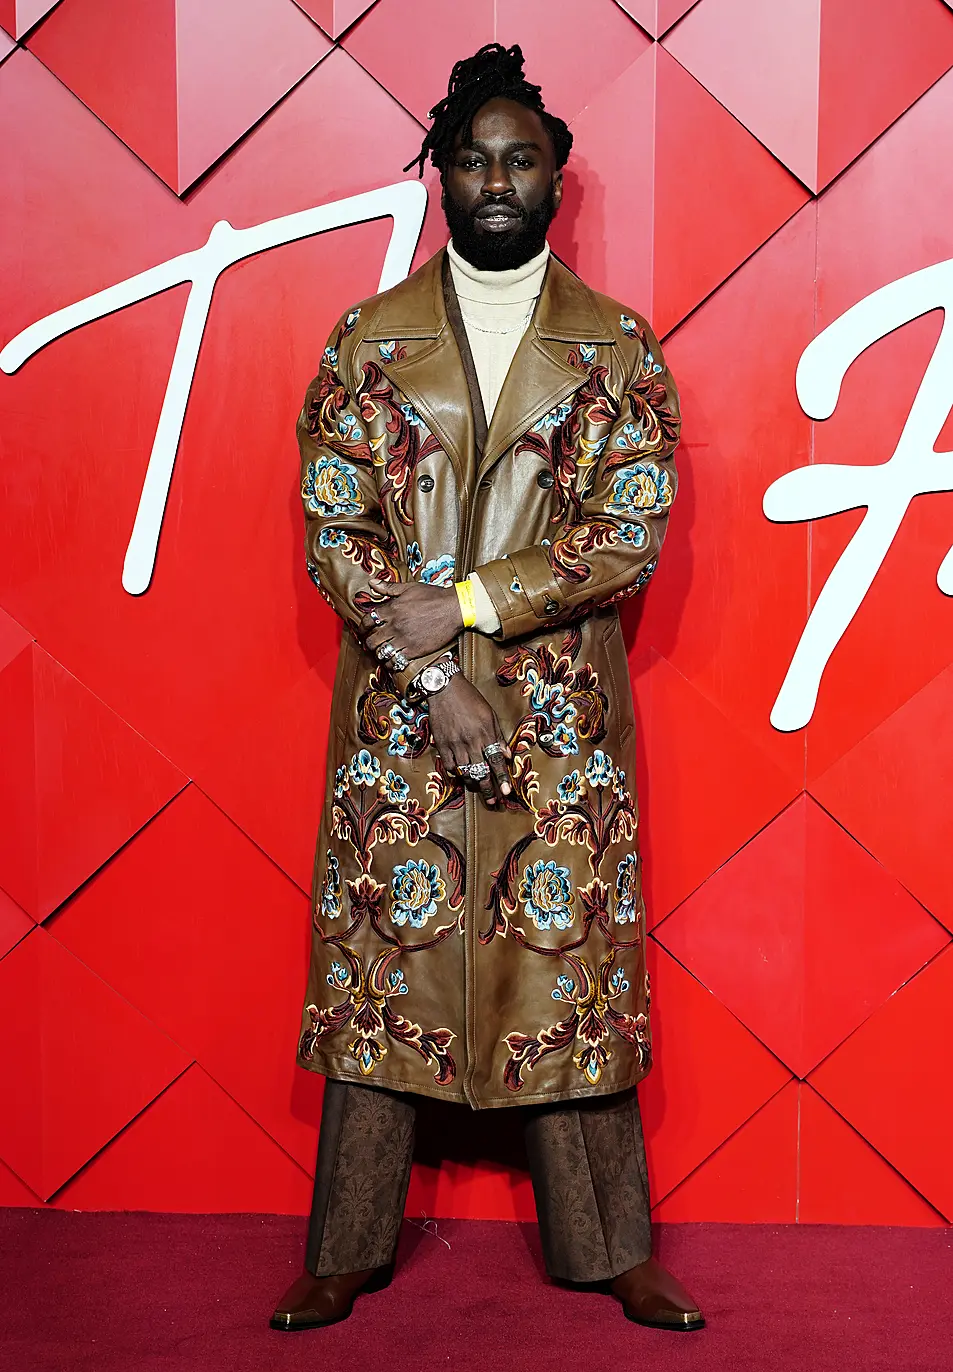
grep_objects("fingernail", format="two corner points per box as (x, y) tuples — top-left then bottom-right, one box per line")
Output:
(501, 784), (511, 794)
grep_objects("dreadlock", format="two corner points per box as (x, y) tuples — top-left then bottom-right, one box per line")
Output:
(404, 42), (573, 177)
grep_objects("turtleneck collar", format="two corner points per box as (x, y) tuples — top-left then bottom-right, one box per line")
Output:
(446, 239), (551, 305)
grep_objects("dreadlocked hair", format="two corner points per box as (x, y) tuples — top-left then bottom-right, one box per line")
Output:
(403, 42), (573, 177)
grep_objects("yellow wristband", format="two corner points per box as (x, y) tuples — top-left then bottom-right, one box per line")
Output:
(455, 579), (477, 629)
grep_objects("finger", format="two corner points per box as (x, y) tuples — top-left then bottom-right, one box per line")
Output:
(369, 577), (407, 597)
(359, 611), (387, 636)
(365, 627), (392, 653)
(485, 749), (512, 800)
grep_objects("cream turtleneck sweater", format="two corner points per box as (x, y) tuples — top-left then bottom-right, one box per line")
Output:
(447, 239), (551, 633)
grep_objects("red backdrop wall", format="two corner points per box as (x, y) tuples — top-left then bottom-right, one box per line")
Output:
(2, 0), (953, 1227)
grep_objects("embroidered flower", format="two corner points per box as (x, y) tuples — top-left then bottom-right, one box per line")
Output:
(579, 343), (597, 365)
(420, 553), (456, 587)
(306, 559), (321, 587)
(615, 853), (639, 924)
(326, 960), (350, 989)
(348, 749), (381, 787)
(620, 314), (639, 338)
(380, 769), (410, 804)
(386, 968), (409, 996)
(612, 767), (628, 798)
(400, 402), (427, 429)
(390, 859), (446, 928)
(318, 527), (348, 548)
(552, 973), (577, 1002)
(519, 859), (574, 931)
(615, 421), (643, 448)
(584, 750), (614, 787)
(550, 721), (578, 755)
(510, 575), (523, 593)
(302, 455), (363, 518)
(354, 1038), (386, 1074)
(634, 561), (657, 592)
(336, 412), (363, 441)
(344, 307), (361, 331)
(323, 345), (339, 369)
(557, 769), (585, 804)
(387, 699), (428, 757)
(379, 340), (398, 362)
(534, 401), (574, 432)
(607, 462), (672, 518)
(617, 523), (646, 547)
(333, 764), (349, 797)
(610, 965), (630, 994)
(320, 852), (342, 919)
(405, 541), (423, 574)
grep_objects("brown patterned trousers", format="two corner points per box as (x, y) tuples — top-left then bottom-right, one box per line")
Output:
(306, 1080), (653, 1284)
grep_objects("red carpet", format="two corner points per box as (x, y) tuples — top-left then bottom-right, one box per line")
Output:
(2, 1210), (951, 1372)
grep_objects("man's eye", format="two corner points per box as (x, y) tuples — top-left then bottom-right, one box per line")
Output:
(511, 158), (533, 169)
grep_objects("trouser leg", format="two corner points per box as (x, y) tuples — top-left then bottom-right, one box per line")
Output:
(523, 1086), (653, 1284)
(304, 1079), (416, 1277)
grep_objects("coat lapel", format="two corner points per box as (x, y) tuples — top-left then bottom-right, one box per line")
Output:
(477, 255), (615, 483)
(362, 251), (474, 493)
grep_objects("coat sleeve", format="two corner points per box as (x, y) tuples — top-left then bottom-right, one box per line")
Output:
(471, 315), (680, 641)
(297, 309), (445, 696)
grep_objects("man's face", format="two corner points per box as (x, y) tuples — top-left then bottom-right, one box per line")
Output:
(442, 97), (563, 271)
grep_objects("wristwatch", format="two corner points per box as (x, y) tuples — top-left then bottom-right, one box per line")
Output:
(413, 656), (461, 699)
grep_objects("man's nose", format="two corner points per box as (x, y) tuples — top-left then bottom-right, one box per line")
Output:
(482, 162), (514, 197)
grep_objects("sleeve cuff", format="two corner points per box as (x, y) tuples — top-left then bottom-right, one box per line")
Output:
(467, 573), (501, 634)
(472, 547), (568, 640)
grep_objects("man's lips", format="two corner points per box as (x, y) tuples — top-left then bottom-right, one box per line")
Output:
(473, 203), (523, 232)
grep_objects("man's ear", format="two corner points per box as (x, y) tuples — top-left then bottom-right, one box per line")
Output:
(553, 170), (564, 210)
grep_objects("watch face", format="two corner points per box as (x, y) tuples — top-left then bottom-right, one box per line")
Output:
(420, 665), (445, 692)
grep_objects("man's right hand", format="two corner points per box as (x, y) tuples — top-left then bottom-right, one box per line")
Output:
(427, 675), (513, 808)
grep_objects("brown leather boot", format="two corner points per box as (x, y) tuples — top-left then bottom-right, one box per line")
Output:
(270, 1265), (392, 1331)
(611, 1256), (705, 1330)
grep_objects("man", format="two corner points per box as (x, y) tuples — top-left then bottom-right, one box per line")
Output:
(272, 43), (702, 1334)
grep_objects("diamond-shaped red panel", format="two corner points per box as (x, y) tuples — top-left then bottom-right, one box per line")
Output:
(29, 0), (331, 193)
(0, 643), (187, 920)
(552, 44), (809, 338)
(632, 650), (798, 926)
(656, 796), (950, 1076)
(0, 0), (58, 40)
(809, 949), (953, 1222)
(812, 664), (953, 933)
(799, 1084), (945, 1226)
(54, 1066), (312, 1214)
(0, 927), (190, 1198)
(51, 785), (322, 1171)
(640, 940), (792, 1202)
(615, 0), (701, 39)
(653, 1082), (798, 1222)
(665, 0), (953, 191)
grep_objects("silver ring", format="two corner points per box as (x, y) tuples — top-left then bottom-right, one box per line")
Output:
(376, 642), (396, 662)
(369, 609), (383, 626)
(483, 742), (507, 758)
(391, 650), (409, 672)
(460, 761), (490, 782)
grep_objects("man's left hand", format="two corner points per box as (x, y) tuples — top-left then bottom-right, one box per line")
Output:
(360, 576), (463, 661)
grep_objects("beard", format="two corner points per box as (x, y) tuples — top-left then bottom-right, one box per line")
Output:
(443, 186), (558, 271)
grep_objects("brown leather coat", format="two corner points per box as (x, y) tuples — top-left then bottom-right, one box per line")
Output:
(295, 248), (680, 1109)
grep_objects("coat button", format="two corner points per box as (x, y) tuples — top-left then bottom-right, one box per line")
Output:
(479, 476), (492, 489)
(543, 598), (559, 615)
(536, 470), (555, 489)
(417, 474), (435, 492)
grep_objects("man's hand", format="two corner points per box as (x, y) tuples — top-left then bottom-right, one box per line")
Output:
(428, 675), (513, 808)
(360, 577), (463, 661)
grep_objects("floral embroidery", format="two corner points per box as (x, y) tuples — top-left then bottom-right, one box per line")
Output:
(391, 859), (447, 928)
(380, 769), (411, 805)
(533, 749), (637, 877)
(618, 523), (646, 546)
(349, 749), (381, 787)
(358, 669), (431, 760)
(400, 402), (427, 429)
(324, 344), (338, 370)
(343, 307), (361, 334)
(320, 852), (342, 920)
(353, 364), (443, 524)
(568, 342), (597, 370)
(557, 769), (584, 804)
(519, 859), (574, 930)
(302, 455), (364, 518)
(534, 400), (574, 432)
(498, 628), (608, 767)
(378, 339), (406, 363)
(510, 574), (523, 593)
(318, 527), (348, 548)
(420, 553), (456, 586)
(607, 461), (673, 519)
(615, 853), (640, 924)
(615, 421), (643, 450)
(406, 541), (423, 574)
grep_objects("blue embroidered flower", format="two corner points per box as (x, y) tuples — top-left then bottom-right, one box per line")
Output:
(390, 860), (446, 928)
(612, 767), (628, 798)
(348, 749), (381, 787)
(510, 575), (523, 593)
(387, 698), (427, 757)
(405, 541), (423, 574)
(323, 345), (338, 369)
(400, 402), (427, 429)
(519, 859), (574, 931)
(380, 769), (410, 805)
(379, 340), (398, 362)
(354, 1039), (385, 1074)
(585, 750), (614, 787)
(534, 401), (573, 432)
(634, 561), (657, 593)
(645, 350), (662, 373)
(333, 764), (349, 797)
(386, 968), (409, 996)
(615, 853), (639, 924)
(615, 421), (643, 448)
(306, 559), (321, 587)
(620, 314), (639, 338)
(550, 721), (578, 755)
(552, 973), (577, 1002)
(302, 455), (363, 518)
(617, 523), (646, 547)
(320, 852), (342, 919)
(607, 462), (672, 518)
(557, 769), (585, 804)
(326, 960), (350, 989)
(610, 965), (630, 994)
(420, 553), (456, 587)
(579, 343), (597, 365)
(337, 412), (363, 441)
(344, 307), (361, 331)
(318, 527), (348, 548)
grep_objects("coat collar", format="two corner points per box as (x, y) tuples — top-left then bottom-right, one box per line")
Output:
(361, 249), (615, 485)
